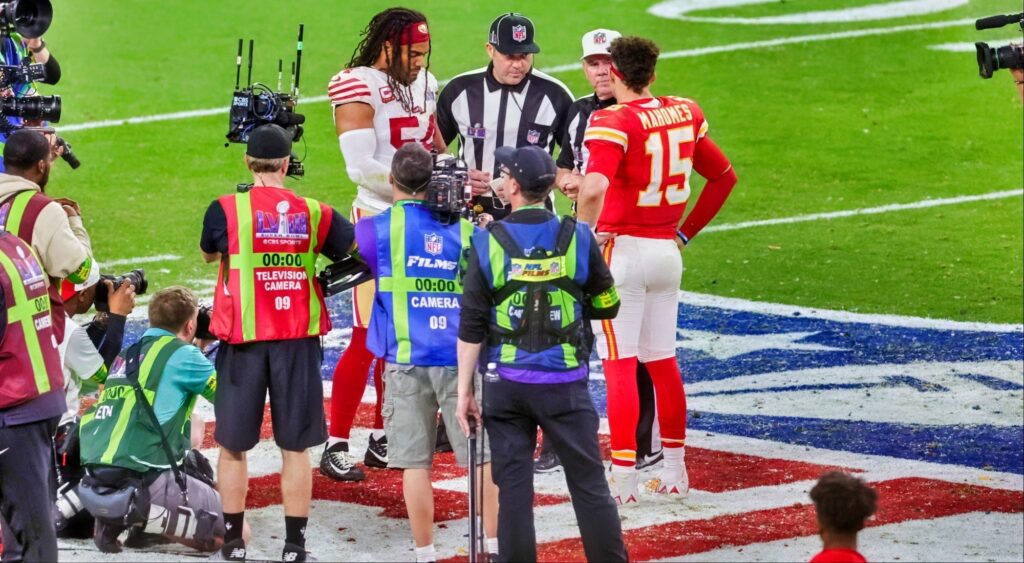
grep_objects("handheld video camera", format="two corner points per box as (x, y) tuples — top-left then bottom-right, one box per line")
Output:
(974, 12), (1024, 79)
(426, 153), (476, 225)
(225, 25), (306, 178)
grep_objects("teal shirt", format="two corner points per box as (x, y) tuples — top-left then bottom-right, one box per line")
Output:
(142, 328), (217, 424)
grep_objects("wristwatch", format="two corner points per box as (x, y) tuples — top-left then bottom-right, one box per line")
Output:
(29, 39), (46, 54)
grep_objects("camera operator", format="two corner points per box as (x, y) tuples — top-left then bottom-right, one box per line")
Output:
(0, 24), (62, 171)
(354, 143), (498, 561)
(0, 230), (64, 563)
(456, 146), (626, 562)
(0, 128), (93, 341)
(200, 124), (355, 562)
(52, 271), (136, 538)
(77, 286), (226, 554)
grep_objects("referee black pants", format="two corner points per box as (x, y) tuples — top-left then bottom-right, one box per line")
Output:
(0, 416), (59, 563)
(483, 377), (627, 563)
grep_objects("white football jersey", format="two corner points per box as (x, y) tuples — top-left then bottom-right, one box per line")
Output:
(329, 66), (439, 212)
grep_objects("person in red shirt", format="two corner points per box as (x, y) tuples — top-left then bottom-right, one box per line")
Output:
(577, 36), (737, 504)
(809, 471), (877, 563)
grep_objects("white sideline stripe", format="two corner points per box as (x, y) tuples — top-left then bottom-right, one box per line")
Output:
(100, 253), (181, 268)
(55, 18), (973, 134)
(703, 189), (1024, 235)
(678, 290), (1024, 332)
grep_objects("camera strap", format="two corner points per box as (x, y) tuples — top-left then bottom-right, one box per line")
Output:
(125, 344), (190, 503)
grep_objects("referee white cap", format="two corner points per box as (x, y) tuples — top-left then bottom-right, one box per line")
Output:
(580, 29), (622, 60)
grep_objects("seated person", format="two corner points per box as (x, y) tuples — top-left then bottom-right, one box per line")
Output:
(78, 286), (235, 553)
(809, 471), (878, 563)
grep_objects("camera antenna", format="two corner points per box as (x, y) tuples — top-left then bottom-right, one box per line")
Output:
(293, 24), (304, 99)
(246, 39), (254, 87)
(234, 39), (243, 90)
(277, 59), (283, 92)
(290, 62), (295, 97)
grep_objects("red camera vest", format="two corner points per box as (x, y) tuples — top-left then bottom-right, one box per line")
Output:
(210, 187), (333, 344)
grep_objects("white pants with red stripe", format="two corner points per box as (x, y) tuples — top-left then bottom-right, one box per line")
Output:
(593, 235), (682, 362)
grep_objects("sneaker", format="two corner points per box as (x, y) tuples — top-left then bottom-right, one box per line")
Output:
(646, 464), (689, 497)
(608, 469), (640, 506)
(364, 434), (388, 469)
(210, 538), (247, 561)
(282, 542), (317, 562)
(93, 519), (125, 553)
(636, 450), (664, 471)
(533, 450), (562, 473)
(319, 442), (366, 482)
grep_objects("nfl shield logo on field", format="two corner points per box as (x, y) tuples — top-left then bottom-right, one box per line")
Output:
(527, 129), (540, 144)
(512, 25), (527, 42)
(424, 233), (443, 256)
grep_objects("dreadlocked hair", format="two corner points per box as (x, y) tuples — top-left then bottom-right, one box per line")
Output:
(347, 7), (431, 114)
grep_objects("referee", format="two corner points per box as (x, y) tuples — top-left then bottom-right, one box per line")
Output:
(436, 12), (573, 220)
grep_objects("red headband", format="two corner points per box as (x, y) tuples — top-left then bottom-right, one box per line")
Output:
(609, 63), (625, 81)
(399, 21), (431, 45)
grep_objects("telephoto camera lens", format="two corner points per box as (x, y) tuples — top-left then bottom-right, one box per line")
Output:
(0, 94), (61, 122)
(93, 269), (148, 313)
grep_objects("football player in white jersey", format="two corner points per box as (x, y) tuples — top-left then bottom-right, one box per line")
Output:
(322, 7), (445, 483)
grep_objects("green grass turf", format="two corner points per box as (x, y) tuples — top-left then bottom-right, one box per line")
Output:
(37, 0), (1024, 323)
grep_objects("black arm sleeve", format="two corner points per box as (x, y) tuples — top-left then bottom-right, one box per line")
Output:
(88, 314), (125, 368)
(457, 248), (492, 344)
(200, 201), (228, 254)
(581, 235), (620, 320)
(436, 84), (459, 146)
(320, 209), (355, 262)
(40, 53), (60, 85)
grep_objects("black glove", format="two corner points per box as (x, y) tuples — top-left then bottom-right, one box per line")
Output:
(183, 449), (216, 488)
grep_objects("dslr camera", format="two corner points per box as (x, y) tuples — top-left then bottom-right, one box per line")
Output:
(94, 269), (148, 313)
(974, 12), (1024, 79)
(226, 26), (306, 178)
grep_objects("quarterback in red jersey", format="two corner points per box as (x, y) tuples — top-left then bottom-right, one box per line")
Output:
(577, 36), (738, 504)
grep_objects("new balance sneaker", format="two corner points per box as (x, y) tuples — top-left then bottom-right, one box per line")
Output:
(210, 538), (247, 561)
(636, 450), (664, 471)
(533, 450), (562, 473)
(319, 442), (366, 482)
(283, 542), (317, 562)
(364, 434), (388, 469)
(608, 468), (640, 506)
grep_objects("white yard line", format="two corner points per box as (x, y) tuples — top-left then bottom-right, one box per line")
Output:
(703, 189), (1024, 235)
(100, 253), (182, 268)
(56, 18), (974, 134)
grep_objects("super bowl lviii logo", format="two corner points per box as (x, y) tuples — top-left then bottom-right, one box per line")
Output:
(256, 201), (310, 240)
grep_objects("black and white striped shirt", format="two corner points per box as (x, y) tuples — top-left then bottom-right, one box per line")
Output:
(437, 63), (574, 178)
(556, 94), (617, 172)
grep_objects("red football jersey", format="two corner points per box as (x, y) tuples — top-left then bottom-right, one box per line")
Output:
(809, 548), (868, 563)
(584, 96), (709, 238)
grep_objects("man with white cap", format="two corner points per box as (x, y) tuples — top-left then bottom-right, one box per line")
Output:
(539, 29), (664, 476)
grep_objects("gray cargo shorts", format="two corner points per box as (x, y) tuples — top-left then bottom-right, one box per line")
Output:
(382, 364), (491, 469)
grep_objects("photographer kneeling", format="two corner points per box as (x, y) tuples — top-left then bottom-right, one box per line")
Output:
(77, 286), (229, 554)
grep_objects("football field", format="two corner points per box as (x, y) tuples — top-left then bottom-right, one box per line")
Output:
(38, 0), (1024, 561)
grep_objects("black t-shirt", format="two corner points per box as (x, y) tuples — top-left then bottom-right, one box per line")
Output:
(200, 193), (354, 262)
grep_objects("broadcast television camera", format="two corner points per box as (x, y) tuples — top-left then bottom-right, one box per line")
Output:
(975, 12), (1024, 79)
(427, 152), (479, 225)
(226, 25), (306, 178)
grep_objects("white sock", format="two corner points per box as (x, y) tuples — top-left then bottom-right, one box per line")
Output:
(611, 464), (636, 476)
(414, 544), (436, 562)
(486, 537), (499, 555)
(660, 446), (685, 481)
(327, 437), (348, 448)
(371, 429), (385, 440)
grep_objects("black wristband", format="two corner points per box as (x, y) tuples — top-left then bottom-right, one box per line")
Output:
(29, 39), (46, 54)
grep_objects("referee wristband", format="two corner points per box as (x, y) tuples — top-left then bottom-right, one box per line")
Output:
(676, 230), (690, 246)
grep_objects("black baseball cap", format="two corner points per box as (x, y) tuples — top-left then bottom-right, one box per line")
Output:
(495, 145), (556, 191)
(246, 124), (292, 159)
(488, 13), (540, 55)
